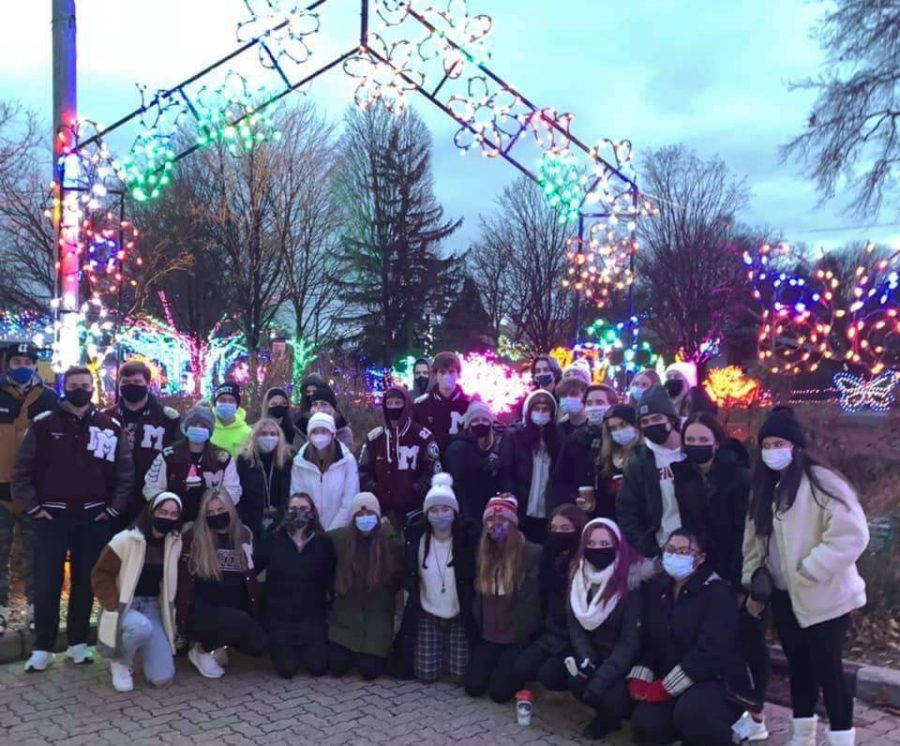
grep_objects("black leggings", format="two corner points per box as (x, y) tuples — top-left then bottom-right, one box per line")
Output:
(771, 589), (853, 730)
(632, 679), (742, 746)
(327, 642), (387, 681)
(463, 640), (523, 703)
(270, 643), (328, 679)
(738, 603), (771, 714)
(512, 637), (569, 691)
(570, 676), (631, 732)
(187, 605), (267, 656)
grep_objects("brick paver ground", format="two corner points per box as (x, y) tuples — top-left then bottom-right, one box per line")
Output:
(0, 653), (897, 745)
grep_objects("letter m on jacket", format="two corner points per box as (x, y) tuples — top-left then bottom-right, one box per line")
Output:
(397, 445), (420, 471)
(88, 426), (118, 462)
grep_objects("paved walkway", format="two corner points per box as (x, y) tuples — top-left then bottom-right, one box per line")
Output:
(0, 653), (897, 744)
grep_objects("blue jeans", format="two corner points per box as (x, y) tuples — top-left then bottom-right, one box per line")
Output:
(118, 597), (175, 685)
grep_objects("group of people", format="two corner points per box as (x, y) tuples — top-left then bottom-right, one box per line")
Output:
(0, 345), (870, 745)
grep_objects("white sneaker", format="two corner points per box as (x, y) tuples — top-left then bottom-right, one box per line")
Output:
(110, 661), (134, 692)
(66, 643), (94, 664)
(188, 643), (224, 679)
(212, 646), (229, 667)
(24, 650), (54, 672)
(733, 712), (769, 742)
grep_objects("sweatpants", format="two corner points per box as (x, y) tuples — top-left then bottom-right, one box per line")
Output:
(631, 679), (743, 746)
(462, 640), (523, 703)
(513, 635), (570, 691)
(570, 675), (631, 732)
(33, 509), (111, 651)
(414, 610), (469, 682)
(771, 589), (853, 730)
(269, 642), (328, 679)
(0, 501), (34, 605)
(186, 605), (267, 657)
(327, 641), (387, 681)
(738, 602), (771, 714)
(117, 597), (175, 685)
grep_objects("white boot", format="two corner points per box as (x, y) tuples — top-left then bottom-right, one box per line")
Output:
(825, 728), (855, 746)
(787, 716), (818, 746)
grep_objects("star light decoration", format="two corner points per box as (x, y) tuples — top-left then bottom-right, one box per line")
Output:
(236, 0), (321, 71)
(703, 366), (761, 408)
(344, 35), (424, 113)
(833, 370), (898, 414)
(195, 72), (282, 154)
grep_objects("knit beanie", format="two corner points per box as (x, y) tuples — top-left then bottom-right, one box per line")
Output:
(564, 360), (592, 386)
(433, 351), (462, 373)
(310, 384), (338, 409)
(758, 407), (807, 449)
(664, 362), (698, 389)
(637, 384), (677, 421)
(214, 381), (242, 406)
(350, 491), (381, 518)
(483, 495), (519, 527)
(463, 399), (495, 429)
(424, 472), (459, 513)
(307, 412), (336, 435)
(606, 404), (637, 427)
(150, 491), (183, 513)
(182, 403), (216, 434)
(265, 387), (289, 403)
(522, 389), (557, 424)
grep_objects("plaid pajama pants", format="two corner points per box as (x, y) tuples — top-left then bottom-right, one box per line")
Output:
(414, 610), (469, 682)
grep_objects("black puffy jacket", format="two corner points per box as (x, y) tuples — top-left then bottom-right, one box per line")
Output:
(443, 431), (502, 523)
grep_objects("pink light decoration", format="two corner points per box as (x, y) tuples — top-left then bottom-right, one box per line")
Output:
(458, 351), (529, 414)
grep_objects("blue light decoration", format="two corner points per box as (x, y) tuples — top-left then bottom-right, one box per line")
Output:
(0, 311), (54, 349)
(833, 370), (899, 414)
(585, 316), (661, 377)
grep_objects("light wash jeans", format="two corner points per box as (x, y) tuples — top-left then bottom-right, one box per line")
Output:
(118, 596), (175, 685)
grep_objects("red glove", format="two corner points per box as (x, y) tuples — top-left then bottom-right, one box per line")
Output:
(644, 680), (674, 703)
(628, 678), (649, 701)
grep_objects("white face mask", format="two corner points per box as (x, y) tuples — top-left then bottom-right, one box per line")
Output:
(530, 410), (552, 427)
(585, 404), (609, 425)
(762, 447), (793, 471)
(611, 426), (637, 446)
(437, 372), (458, 390)
(310, 433), (333, 451)
(560, 397), (585, 416)
(258, 435), (279, 453)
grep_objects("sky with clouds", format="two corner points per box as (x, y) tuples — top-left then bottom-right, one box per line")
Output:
(2, 0), (897, 253)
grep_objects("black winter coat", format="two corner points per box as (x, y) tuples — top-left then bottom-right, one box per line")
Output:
(499, 423), (559, 522)
(254, 530), (336, 647)
(236, 452), (292, 538)
(549, 425), (620, 519)
(536, 541), (578, 653)
(443, 431), (502, 523)
(473, 540), (543, 646)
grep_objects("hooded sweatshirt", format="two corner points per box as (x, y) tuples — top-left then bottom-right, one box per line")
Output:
(359, 386), (442, 518)
(210, 406), (252, 458)
(413, 384), (470, 455)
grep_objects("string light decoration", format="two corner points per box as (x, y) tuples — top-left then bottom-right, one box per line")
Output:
(195, 72), (282, 154)
(344, 35), (424, 113)
(0, 311), (54, 349)
(447, 75), (520, 157)
(703, 366), (760, 408)
(833, 370), (898, 414)
(584, 317), (659, 375)
(285, 337), (317, 401)
(417, 0), (492, 78)
(497, 334), (529, 362)
(562, 223), (638, 308)
(538, 150), (588, 223)
(236, 0), (321, 72)
(458, 351), (528, 414)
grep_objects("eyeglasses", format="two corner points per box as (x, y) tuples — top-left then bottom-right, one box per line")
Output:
(664, 546), (698, 557)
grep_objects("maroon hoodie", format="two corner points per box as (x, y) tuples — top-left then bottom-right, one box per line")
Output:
(413, 384), (470, 455)
(359, 386), (442, 518)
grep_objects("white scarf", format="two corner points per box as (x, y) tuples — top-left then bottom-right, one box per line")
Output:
(569, 559), (620, 631)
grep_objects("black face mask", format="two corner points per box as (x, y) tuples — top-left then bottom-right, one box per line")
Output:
(268, 404), (289, 420)
(535, 373), (554, 388)
(684, 444), (715, 465)
(414, 376), (430, 394)
(206, 513), (231, 531)
(65, 388), (92, 407)
(584, 546), (617, 571)
(120, 384), (148, 404)
(385, 407), (403, 422)
(152, 517), (179, 535)
(664, 379), (685, 398)
(285, 507), (312, 532)
(642, 423), (671, 445)
(544, 531), (578, 555)
(471, 423), (492, 438)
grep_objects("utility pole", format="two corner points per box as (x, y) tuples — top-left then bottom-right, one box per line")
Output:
(52, 0), (79, 371)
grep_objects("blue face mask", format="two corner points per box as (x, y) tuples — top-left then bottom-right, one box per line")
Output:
(630, 386), (645, 402)
(8, 367), (34, 386)
(662, 552), (696, 581)
(355, 514), (379, 533)
(216, 402), (237, 420)
(611, 427), (638, 446)
(428, 512), (455, 532)
(186, 426), (210, 444)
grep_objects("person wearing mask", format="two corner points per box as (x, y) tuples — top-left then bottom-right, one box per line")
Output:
(176, 488), (266, 678)
(550, 386), (621, 515)
(261, 387), (295, 447)
(253, 493), (335, 679)
(15, 366), (134, 672)
(556, 376), (589, 441)
(627, 369), (660, 407)
(0, 342), (56, 637)
(412, 357), (432, 398)
(91, 492), (183, 692)
(463, 495), (541, 702)
(358, 386), (441, 527)
(297, 373), (326, 412)
(414, 351), (470, 456)
(443, 399), (501, 523)
(397, 473), (480, 683)
(742, 408), (868, 746)
(236, 418), (292, 538)
(513, 505), (587, 694)
(567, 518), (649, 740)
(500, 390), (560, 543)
(628, 528), (750, 746)
(327, 492), (404, 680)
(103, 359), (180, 530)
(293, 383), (354, 452)
(617, 385), (702, 559)
(144, 403), (241, 523)
(531, 355), (562, 396)
(290, 413), (360, 531)
(210, 382), (252, 458)
(664, 362), (697, 422)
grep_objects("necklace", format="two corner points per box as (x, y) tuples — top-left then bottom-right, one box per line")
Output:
(431, 537), (453, 594)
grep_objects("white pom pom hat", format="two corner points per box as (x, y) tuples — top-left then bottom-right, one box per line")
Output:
(423, 472), (458, 513)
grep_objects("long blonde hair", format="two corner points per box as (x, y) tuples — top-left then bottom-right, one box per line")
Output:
(475, 525), (526, 595)
(239, 417), (292, 469)
(189, 487), (250, 581)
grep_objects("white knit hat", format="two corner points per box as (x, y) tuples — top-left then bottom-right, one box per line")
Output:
(307, 411), (336, 435)
(423, 472), (458, 513)
(150, 491), (182, 512)
(664, 362), (698, 389)
(350, 491), (381, 518)
(564, 360), (592, 385)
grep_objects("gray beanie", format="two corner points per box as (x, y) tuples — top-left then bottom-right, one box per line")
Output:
(637, 384), (677, 421)
(182, 402), (216, 434)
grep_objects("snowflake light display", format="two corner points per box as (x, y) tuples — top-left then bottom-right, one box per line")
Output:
(344, 35), (424, 113)
(416, 0), (492, 78)
(537, 150), (589, 223)
(236, 0), (321, 71)
(195, 73), (281, 154)
(447, 76), (521, 157)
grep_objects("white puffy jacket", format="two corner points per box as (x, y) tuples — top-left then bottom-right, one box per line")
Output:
(290, 441), (360, 531)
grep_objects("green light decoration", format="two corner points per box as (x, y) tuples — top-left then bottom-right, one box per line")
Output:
(537, 149), (588, 223)
(285, 336), (317, 402)
(118, 132), (176, 202)
(195, 73), (282, 155)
